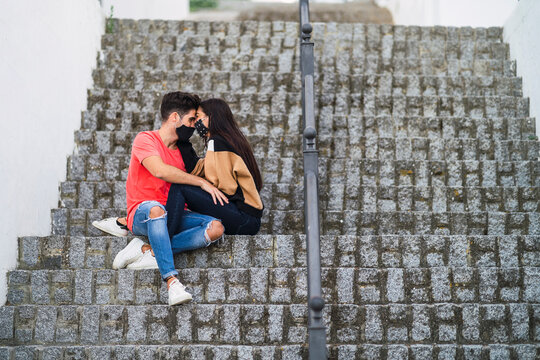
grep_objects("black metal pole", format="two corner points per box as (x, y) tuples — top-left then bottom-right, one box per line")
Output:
(299, 0), (327, 358)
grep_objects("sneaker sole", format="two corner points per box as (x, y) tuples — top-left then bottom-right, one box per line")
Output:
(126, 264), (159, 270)
(169, 294), (193, 306)
(92, 221), (128, 237)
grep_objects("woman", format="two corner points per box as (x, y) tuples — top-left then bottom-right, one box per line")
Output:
(169, 97), (263, 240)
(94, 98), (263, 257)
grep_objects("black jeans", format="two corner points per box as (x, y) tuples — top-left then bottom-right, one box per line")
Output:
(166, 184), (261, 236)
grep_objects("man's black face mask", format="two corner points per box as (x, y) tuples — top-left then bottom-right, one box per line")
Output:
(176, 125), (195, 142)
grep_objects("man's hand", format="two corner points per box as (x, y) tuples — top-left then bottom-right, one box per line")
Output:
(200, 180), (229, 206)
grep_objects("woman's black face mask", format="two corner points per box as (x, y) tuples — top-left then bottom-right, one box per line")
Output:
(176, 125), (195, 142)
(194, 119), (209, 138)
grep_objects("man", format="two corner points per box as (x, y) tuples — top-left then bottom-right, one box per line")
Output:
(107, 91), (227, 305)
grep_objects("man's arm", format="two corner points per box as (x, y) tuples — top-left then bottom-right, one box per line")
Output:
(142, 155), (228, 205)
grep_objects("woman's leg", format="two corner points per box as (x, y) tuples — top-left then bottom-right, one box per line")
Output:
(165, 183), (188, 237)
(233, 214), (261, 235)
(168, 183), (260, 235)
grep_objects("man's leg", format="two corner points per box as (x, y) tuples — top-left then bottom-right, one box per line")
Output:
(131, 201), (192, 305)
(132, 201), (178, 281)
(170, 212), (224, 254)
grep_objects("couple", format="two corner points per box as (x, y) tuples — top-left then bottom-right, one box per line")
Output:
(93, 92), (264, 305)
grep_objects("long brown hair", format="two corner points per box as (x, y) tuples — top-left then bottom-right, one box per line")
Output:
(200, 98), (263, 191)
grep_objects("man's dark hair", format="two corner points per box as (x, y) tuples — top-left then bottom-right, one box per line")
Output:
(160, 92), (201, 121)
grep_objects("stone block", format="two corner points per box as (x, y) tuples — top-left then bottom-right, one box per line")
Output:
(101, 306), (124, 343)
(74, 270), (93, 304)
(42, 347), (63, 360)
(412, 305), (431, 341)
(81, 306), (100, 344)
(364, 306), (383, 342)
(250, 268), (268, 303)
(127, 306), (147, 342)
(89, 347), (112, 360)
(20, 237), (40, 268)
(0, 307), (14, 340)
(523, 267), (540, 301)
(34, 306), (57, 342)
(221, 305), (240, 343)
(30, 270), (50, 304)
(334, 268), (354, 303)
(386, 269), (404, 302)
(410, 345), (432, 360)
(509, 304), (529, 341)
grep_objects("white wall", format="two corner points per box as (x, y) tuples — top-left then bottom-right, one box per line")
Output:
(101, 0), (189, 20)
(376, 0), (518, 27)
(0, 0), (104, 304)
(504, 0), (540, 134)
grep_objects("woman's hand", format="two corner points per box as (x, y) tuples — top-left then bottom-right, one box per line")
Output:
(200, 180), (229, 206)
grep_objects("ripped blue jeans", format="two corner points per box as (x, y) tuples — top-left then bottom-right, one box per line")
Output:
(131, 200), (219, 280)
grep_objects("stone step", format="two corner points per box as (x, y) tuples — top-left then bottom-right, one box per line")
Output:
(108, 19), (299, 37)
(92, 69), (523, 97)
(101, 33), (509, 61)
(49, 208), (300, 237)
(66, 156), (540, 187)
(106, 20), (505, 43)
(59, 181), (540, 213)
(81, 111), (537, 140)
(50, 208), (540, 236)
(59, 182), (303, 211)
(98, 50), (517, 77)
(87, 90), (529, 118)
(0, 345), (303, 360)
(6, 266), (540, 306)
(1, 344), (538, 360)
(74, 131), (540, 161)
(16, 234), (540, 271)
(1, 303), (538, 346)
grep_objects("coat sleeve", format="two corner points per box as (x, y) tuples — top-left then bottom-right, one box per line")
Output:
(177, 139), (202, 174)
(190, 158), (205, 177)
(204, 142), (263, 210)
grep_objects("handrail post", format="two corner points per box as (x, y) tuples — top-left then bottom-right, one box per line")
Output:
(299, 0), (327, 358)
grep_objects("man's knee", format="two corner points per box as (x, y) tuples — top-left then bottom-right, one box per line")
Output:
(149, 206), (165, 219)
(206, 220), (224, 242)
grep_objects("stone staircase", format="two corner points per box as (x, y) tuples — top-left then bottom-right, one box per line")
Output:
(1, 19), (540, 359)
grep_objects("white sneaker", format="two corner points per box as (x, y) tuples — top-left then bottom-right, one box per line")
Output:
(92, 217), (129, 237)
(112, 238), (145, 269)
(127, 250), (159, 270)
(168, 278), (192, 306)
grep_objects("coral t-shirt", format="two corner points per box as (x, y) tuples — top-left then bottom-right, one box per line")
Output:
(126, 130), (186, 231)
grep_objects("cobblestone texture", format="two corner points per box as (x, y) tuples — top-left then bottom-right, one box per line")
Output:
(1, 19), (539, 358)
(86, 89), (530, 118)
(80, 111), (536, 140)
(73, 131), (539, 161)
(65, 155), (540, 185)
(8, 265), (536, 306)
(2, 304), (540, 346)
(2, 344), (538, 360)
(14, 234), (540, 270)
